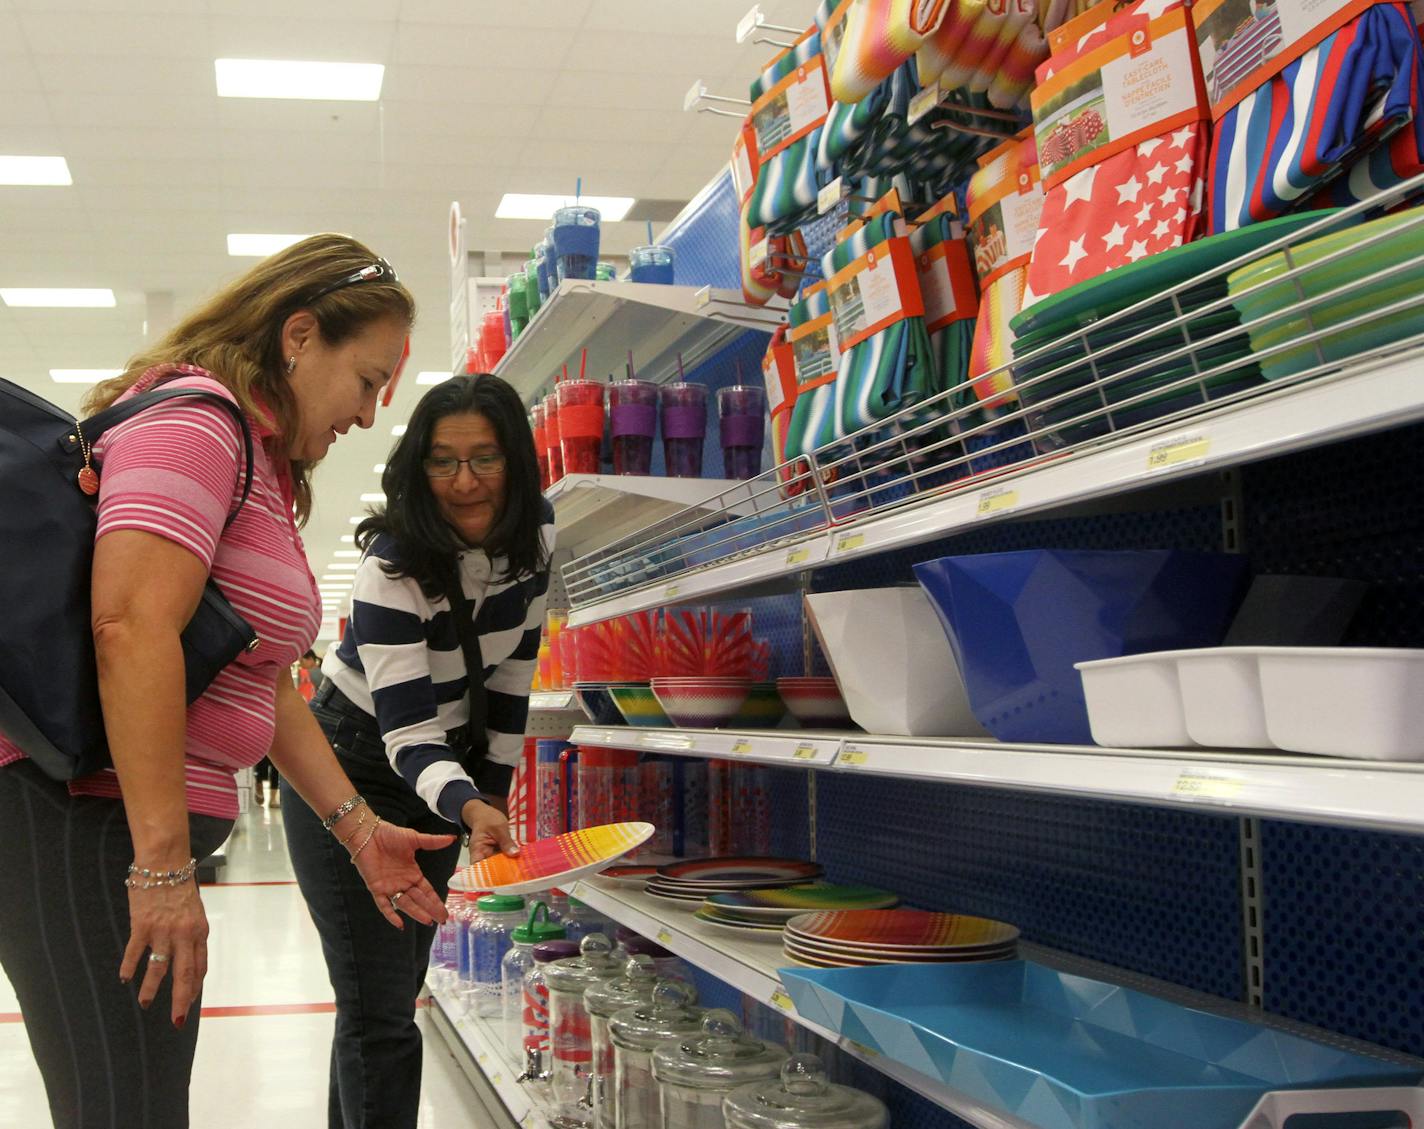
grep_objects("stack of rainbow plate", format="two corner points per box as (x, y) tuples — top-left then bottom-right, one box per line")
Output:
(644, 856), (823, 911)
(780, 909), (1020, 968)
(692, 885), (900, 935)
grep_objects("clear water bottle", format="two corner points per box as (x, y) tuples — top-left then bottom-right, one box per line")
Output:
(561, 896), (608, 945)
(455, 891), (483, 1008)
(431, 891), (463, 987)
(472, 893), (526, 1018)
(546, 888), (572, 925)
(502, 903), (565, 1065)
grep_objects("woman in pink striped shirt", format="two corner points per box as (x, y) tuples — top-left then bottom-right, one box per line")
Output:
(0, 235), (461, 1129)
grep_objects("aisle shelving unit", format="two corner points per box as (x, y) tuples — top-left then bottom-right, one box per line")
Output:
(570, 725), (1424, 836)
(427, 982), (544, 1129)
(494, 278), (787, 403)
(546, 472), (761, 557)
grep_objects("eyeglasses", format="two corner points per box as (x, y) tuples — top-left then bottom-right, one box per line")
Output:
(304, 259), (398, 306)
(423, 453), (506, 478)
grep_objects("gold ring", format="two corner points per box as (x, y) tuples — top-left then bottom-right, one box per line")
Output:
(390, 891), (404, 906)
(149, 953), (170, 963)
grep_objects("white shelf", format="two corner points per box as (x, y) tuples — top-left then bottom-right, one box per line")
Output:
(427, 982), (546, 1128)
(570, 725), (1424, 835)
(568, 880), (1424, 1129)
(566, 348), (1424, 626)
(548, 473), (761, 558)
(529, 690), (577, 712)
(496, 279), (786, 403)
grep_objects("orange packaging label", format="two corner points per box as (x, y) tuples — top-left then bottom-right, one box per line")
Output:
(967, 131), (1045, 288)
(762, 332), (798, 416)
(825, 237), (925, 354)
(751, 54), (831, 164)
(910, 231), (980, 333)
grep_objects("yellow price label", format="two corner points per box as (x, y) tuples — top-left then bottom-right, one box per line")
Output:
(694, 285), (713, 308)
(491, 1072), (503, 1085)
(786, 546), (810, 566)
(839, 748), (869, 767)
(769, 988), (794, 1011)
(656, 929), (673, 946)
(1173, 771), (1244, 799)
(976, 488), (1020, 517)
(847, 1040), (879, 1060)
(836, 532), (865, 553)
(817, 177), (844, 215)
(730, 739), (753, 755)
(907, 81), (941, 124)
(665, 584), (680, 599)
(478, 1052), (489, 1065)
(793, 743), (817, 761)
(1147, 435), (1210, 471)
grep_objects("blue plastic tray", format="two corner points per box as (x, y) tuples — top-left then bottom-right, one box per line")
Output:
(780, 960), (1420, 1129)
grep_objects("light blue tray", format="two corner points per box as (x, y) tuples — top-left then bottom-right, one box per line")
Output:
(779, 960), (1419, 1129)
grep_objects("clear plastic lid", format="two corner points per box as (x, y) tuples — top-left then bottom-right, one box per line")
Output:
(542, 933), (620, 993)
(651, 1010), (789, 1090)
(608, 978), (705, 1051)
(584, 955), (658, 1019)
(723, 1054), (889, 1129)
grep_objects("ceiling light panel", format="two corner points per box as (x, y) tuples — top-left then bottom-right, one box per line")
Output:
(333, 550), (361, 558)
(415, 371), (451, 385)
(495, 193), (634, 221)
(0, 156), (73, 186)
(215, 59), (385, 102)
(3, 288), (115, 308)
(51, 369), (122, 383)
(391, 425), (407, 436)
(227, 233), (308, 257)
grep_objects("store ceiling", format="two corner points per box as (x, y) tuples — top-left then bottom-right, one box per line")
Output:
(0, 0), (817, 635)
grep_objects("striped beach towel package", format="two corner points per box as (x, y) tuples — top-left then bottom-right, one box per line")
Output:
(761, 326), (806, 495)
(911, 195), (981, 415)
(736, 116), (811, 306)
(748, 27), (833, 232)
(1021, 0), (1211, 307)
(966, 130), (1044, 405)
(783, 283), (841, 463)
(816, 0), (893, 178)
(830, 0), (954, 104)
(1200, 0), (1424, 229)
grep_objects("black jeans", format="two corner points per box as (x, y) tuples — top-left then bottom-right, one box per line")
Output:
(0, 760), (231, 1129)
(282, 687), (463, 1129)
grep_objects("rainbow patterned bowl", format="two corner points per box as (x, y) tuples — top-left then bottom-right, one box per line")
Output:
(776, 677), (854, 729)
(608, 683), (671, 728)
(574, 681), (640, 726)
(729, 682), (788, 727)
(651, 677), (751, 729)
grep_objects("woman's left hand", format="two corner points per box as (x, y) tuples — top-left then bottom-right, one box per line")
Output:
(349, 819), (456, 929)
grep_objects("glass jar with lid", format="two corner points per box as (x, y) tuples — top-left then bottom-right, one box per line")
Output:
(521, 938), (580, 1097)
(583, 955), (658, 1129)
(544, 933), (623, 1128)
(652, 1010), (789, 1129)
(502, 903), (565, 1065)
(616, 930), (688, 982)
(608, 979), (705, 1129)
(722, 1054), (888, 1129)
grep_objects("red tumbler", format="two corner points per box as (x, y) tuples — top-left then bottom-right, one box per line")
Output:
(543, 390), (564, 485)
(556, 380), (605, 476)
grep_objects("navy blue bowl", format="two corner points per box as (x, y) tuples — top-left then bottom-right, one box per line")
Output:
(913, 550), (1249, 744)
(572, 682), (635, 727)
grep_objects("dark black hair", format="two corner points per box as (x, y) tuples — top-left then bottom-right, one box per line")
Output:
(302, 649), (318, 662)
(356, 373), (547, 601)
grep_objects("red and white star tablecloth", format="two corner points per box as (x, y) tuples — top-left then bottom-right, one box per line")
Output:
(1023, 124), (1209, 306)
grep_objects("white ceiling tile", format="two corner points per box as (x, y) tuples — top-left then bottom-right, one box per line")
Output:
(54, 126), (225, 163)
(71, 158), (225, 188)
(209, 15), (397, 61)
(543, 69), (698, 113)
(0, 93), (57, 129)
(572, 30), (746, 77)
(18, 11), (213, 57)
(30, 54), (212, 97)
(530, 104), (690, 145)
(44, 93), (219, 131)
(380, 65), (531, 106)
(0, 17), (35, 60)
(397, 0), (593, 27)
(375, 100), (541, 141)
(208, 0), (402, 19)
(390, 22), (577, 70)
(215, 99), (382, 136)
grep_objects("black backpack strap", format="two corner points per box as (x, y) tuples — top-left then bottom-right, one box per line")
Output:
(443, 569), (489, 764)
(71, 387), (255, 528)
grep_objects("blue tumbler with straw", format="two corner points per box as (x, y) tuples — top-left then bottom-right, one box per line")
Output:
(629, 244), (675, 285)
(552, 206), (601, 282)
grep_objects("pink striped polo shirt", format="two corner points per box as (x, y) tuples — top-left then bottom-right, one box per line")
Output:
(0, 364), (322, 819)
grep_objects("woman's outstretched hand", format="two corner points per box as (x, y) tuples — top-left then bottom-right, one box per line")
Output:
(348, 818), (455, 929)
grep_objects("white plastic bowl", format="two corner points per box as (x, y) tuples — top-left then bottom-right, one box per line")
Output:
(1257, 647), (1424, 760)
(1176, 647), (1272, 748)
(1075, 653), (1197, 748)
(805, 588), (985, 738)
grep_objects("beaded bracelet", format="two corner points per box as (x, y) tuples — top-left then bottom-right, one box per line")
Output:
(349, 816), (383, 863)
(125, 858), (198, 890)
(322, 794), (366, 832)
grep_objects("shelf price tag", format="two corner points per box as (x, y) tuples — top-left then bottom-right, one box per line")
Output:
(656, 928), (674, 946)
(846, 1039), (879, 1061)
(491, 1072), (503, 1085)
(730, 738), (753, 755)
(1146, 433), (1210, 473)
(792, 743), (818, 761)
(478, 1052), (490, 1066)
(786, 546), (811, 566)
(769, 987), (795, 1011)
(976, 486), (1020, 518)
(750, 238), (770, 270)
(817, 176), (845, 215)
(665, 584), (680, 599)
(839, 746), (869, 767)
(694, 285), (713, 308)
(1173, 770), (1244, 799)
(835, 532), (865, 554)
(907, 80), (942, 124)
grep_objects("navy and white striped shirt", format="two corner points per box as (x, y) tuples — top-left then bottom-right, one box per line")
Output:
(323, 498), (555, 825)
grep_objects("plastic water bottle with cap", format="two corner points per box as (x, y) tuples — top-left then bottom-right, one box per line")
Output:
(502, 903), (565, 1065)
(472, 893), (526, 1018)
(455, 891), (483, 1009)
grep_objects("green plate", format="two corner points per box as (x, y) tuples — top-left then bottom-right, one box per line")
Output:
(1011, 211), (1349, 338)
(1013, 310), (1245, 377)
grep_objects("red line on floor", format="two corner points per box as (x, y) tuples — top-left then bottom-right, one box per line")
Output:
(0, 1012), (21, 1024)
(203, 880), (299, 886)
(200, 1003), (336, 1017)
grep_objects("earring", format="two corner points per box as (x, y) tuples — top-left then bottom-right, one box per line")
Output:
(285, 356), (296, 375)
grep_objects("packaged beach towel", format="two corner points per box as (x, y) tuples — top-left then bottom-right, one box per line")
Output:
(920, 0), (1046, 108)
(761, 326), (806, 496)
(1202, 0), (1424, 230)
(1022, 0), (1211, 306)
(735, 118), (810, 306)
(783, 283), (841, 464)
(829, 0), (954, 104)
(748, 27), (833, 231)
(911, 195), (981, 415)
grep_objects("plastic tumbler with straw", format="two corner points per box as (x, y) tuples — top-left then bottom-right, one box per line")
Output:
(524, 256), (542, 318)
(595, 261), (617, 281)
(556, 379), (605, 476)
(717, 384), (767, 480)
(543, 389), (564, 485)
(540, 227), (558, 297)
(629, 244), (675, 284)
(608, 379), (658, 476)
(552, 205), (601, 283)
(659, 383), (707, 478)
(507, 272), (529, 339)
(531, 402), (549, 492)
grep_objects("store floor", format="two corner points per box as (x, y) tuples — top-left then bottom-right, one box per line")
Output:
(0, 795), (488, 1129)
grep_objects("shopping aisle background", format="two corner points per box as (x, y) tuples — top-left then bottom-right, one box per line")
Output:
(0, 797), (489, 1128)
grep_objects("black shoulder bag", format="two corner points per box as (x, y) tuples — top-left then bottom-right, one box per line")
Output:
(443, 574), (514, 801)
(0, 378), (258, 781)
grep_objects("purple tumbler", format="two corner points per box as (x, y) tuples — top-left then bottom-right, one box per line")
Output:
(717, 384), (766, 480)
(659, 383), (707, 478)
(608, 380), (658, 476)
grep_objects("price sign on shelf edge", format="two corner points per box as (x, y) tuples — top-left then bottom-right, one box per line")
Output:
(1146, 433), (1210, 473)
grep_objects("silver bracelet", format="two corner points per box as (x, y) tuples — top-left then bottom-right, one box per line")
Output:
(125, 858), (198, 889)
(322, 794), (366, 832)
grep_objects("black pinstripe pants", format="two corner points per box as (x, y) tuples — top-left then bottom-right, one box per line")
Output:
(0, 760), (231, 1129)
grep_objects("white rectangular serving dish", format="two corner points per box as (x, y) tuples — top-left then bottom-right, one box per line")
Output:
(1176, 647), (1273, 748)
(1075, 652), (1197, 748)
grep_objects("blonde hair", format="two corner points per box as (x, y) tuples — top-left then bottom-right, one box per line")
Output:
(84, 233), (415, 524)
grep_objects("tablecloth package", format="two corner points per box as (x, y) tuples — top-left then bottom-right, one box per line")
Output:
(784, 283), (841, 465)
(1022, 0), (1211, 306)
(748, 27), (833, 233)
(761, 325), (807, 496)
(1202, 0), (1424, 230)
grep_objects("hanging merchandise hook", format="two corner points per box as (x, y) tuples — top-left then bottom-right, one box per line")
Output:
(736, 4), (801, 44)
(684, 79), (753, 118)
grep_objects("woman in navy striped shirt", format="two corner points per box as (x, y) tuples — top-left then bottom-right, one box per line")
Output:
(283, 373), (555, 1129)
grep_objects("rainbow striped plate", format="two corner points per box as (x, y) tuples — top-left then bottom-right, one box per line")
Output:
(449, 822), (654, 895)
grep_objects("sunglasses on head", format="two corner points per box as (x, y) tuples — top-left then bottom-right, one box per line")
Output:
(304, 258), (398, 306)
